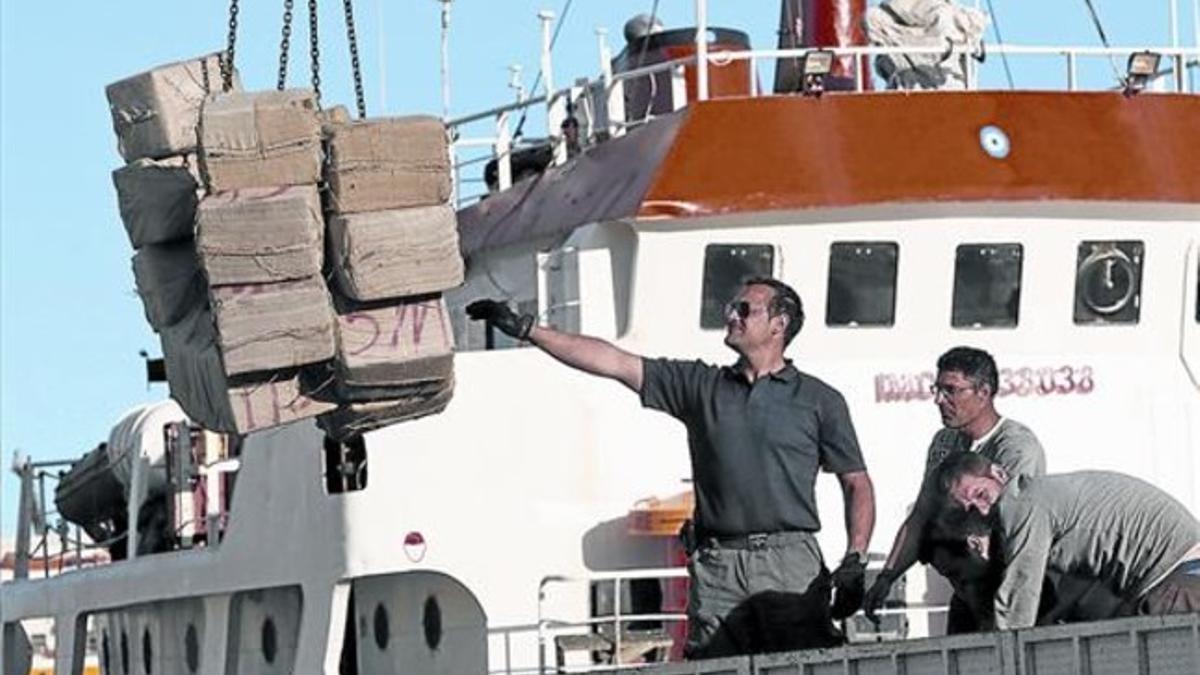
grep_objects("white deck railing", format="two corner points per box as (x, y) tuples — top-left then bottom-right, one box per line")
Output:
(447, 44), (1200, 208)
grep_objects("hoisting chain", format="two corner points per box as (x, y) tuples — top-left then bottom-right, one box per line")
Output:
(342, 0), (367, 118)
(276, 0), (295, 90)
(308, 0), (323, 106)
(221, 0), (240, 92)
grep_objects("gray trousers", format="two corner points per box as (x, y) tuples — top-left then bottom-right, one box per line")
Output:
(686, 531), (841, 658)
(1137, 558), (1200, 616)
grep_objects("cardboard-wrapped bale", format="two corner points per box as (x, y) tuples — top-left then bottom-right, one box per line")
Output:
(197, 186), (323, 285)
(200, 90), (322, 191)
(326, 116), (452, 213)
(112, 156), (203, 247)
(132, 241), (205, 331)
(328, 204), (464, 301)
(160, 306), (334, 433)
(331, 294), (454, 387)
(209, 277), (336, 376)
(317, 378), (454, 440)
(106, 53), (237, 162)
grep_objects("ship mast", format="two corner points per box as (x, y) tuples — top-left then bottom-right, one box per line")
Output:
(772, 0), (868, 92)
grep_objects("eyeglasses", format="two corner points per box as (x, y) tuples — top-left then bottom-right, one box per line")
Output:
(724, 300), (766, 320)
(929, 383), (976, 399)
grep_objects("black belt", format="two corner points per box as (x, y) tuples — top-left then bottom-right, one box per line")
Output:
(699, 530), (813, 550)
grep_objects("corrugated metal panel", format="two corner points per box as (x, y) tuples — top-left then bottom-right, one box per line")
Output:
(1018, 613), (1200, 675)
(751, 631), (1016, 675)
(630, 613), (1200, 675)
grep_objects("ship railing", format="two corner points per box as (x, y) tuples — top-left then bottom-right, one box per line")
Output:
(7, 456), (108, 581)
(447, 43), (1200, 208)
(531, 567), (952, 674)
(537, 568), (689, 673)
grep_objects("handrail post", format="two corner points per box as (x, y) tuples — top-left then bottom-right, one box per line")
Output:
(1067, 51), (1078, 91)
(613, 577), (623, 663)
(695, 0), (709, 101)
(495, 111), (512, 191)
(14, 457), (32, 580)
(671, 64), (689, 111)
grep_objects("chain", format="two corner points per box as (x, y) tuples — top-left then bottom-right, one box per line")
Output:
(277, 0), (295, 90)
(342, 0), (367, 118)
(308, 0), (322, 106)
(221, 0), (240, 92)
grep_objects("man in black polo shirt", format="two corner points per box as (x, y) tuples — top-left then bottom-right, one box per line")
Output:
(467, 277), (875, 658)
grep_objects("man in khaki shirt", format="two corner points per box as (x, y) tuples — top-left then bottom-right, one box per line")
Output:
(863, 347), (1045, 630)
(938, 453), (1200, 628)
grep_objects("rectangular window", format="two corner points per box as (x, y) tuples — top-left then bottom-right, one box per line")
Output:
(1073, 241), (1143, 325)
(952, 243), (1023, 328)
(700, 244), (774, 328)
(826, 242), (898, 327)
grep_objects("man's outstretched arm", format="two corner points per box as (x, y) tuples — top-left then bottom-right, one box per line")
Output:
(467, 299), (643, 392)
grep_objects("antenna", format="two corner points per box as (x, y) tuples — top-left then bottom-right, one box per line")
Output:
(438, 0), (454, 119)
(377, 0), (387, 112)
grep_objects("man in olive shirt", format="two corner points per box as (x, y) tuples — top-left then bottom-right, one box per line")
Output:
(864, 347), (1045, 630)
(938, 453), (1200, 628)
(467, 278), (875, 657)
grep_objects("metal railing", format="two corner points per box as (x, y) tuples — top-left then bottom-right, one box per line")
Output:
(529, 565), (958, 674)
(446, 44), (1200, 208)
(9, 456), (104, 580)
(537, 568), (689, 673)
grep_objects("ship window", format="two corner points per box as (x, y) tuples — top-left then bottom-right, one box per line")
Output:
(1074, 241), (1143, 325)
(952, 244), (1023, 328)
(826, 242), (898, 327)
(323, 436), (368, 494)
(700, 244), (775, 328)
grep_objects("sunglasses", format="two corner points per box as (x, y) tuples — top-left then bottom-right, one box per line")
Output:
(724, 300), (765, 320)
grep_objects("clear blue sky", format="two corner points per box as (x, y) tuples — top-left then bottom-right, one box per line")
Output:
(0, 1), (1192, 537)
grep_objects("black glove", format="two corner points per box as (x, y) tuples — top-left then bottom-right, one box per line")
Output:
(465, 299), (535, 341)
(862, 568), (899, 625)
(830, 551), (868, 620)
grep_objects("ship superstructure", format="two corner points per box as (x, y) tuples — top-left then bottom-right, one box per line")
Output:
(2, 1), (1199, 673)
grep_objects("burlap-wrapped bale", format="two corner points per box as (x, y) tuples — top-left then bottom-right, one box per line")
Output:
(106, 53), (237, 162)
(132, 241), (205, 331)
(199, 90), (322, 191)
(317, 377), (454, 440)
(326, 116), (451, 213)
(196, 186), (323, 285)
(160, 306), (334, 433)
(112, 155), (203, 247)
(330, 294), (454, 387)
(209, 276), (336, 376)
(328, 204), (464, 301)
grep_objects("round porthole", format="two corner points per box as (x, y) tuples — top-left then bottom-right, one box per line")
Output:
(1079, 249), (1137, 314)
(422, 596), (442, 650)
(142, 627), (153, 674)
(185, 623), (200, 673)
(261, 617), (278, 664)
(979, 124), (1011, 159)
(120, 631), (130, 674)
(373, 603), (390, 650)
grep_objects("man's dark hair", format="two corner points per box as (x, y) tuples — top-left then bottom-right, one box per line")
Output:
(935, 451), (995, 496)
(937, 346), (999, 397)
(744, 277), (804, 346)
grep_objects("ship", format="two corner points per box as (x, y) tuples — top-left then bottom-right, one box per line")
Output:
(2, 1), (1199, 673)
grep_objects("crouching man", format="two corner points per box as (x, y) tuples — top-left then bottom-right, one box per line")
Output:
(937, 453), (1200, 628)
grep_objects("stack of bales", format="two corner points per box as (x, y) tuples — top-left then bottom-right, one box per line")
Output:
(107, 55), (463, 438)
(314, 116), (462, 439)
